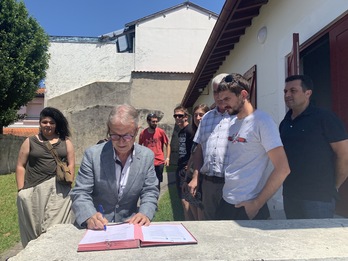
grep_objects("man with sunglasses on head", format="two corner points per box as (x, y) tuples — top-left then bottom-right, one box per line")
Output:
(188, 73), (234, 220)
(139, 113), (171, 192)
(215, 73), (290, 220)
(71, 104), (159, 230)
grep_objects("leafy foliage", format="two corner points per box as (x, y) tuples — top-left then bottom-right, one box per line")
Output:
(0, 0), (49, 130)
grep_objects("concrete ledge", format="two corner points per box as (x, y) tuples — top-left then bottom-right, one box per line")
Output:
(8, 219), (348, 260)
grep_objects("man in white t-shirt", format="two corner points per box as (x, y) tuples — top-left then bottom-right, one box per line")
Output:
(215, 73), (290, 220)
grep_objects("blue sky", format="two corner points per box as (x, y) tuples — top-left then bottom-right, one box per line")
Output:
(22, 0), (225, 37)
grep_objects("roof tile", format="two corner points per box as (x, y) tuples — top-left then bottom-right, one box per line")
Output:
(3, 128), (39, 137)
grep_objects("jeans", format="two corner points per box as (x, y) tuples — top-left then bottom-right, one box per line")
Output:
(283, 196), (336, 219)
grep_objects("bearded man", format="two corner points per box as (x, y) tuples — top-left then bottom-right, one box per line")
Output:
(139, 113), (171, 191)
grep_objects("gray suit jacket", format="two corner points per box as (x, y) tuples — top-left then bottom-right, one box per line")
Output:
(70, 141), (159, 227)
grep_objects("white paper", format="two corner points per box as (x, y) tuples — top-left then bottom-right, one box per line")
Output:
(141, 224), (196, 243)
(79, 223), (134, 244)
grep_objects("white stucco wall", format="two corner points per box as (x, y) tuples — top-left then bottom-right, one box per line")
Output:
(193, 0), (348, 213)
(134, 6), (217, 72)
(194, 86), (215, 109)
(45, 6), (216, 101)
(45, 40), (134, 100)
(196, 0), (348, 125)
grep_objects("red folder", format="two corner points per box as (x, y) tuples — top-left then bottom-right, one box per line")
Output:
(77, 223), (197, 252)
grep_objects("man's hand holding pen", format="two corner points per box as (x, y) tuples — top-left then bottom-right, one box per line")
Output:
(85, 206), (151, 230)
(86, 205), (108, 230)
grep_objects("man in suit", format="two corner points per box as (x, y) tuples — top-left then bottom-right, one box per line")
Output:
(71, 104), (159, 229)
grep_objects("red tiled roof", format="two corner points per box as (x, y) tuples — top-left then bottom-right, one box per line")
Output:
(37, 88), (45, 95)
(3, 128), (39, 137)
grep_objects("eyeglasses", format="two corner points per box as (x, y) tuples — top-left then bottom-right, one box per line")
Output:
(108, 133), (135, 142)
(173, 114), (185, 118)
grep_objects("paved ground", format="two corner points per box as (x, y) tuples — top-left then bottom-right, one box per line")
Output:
(0, 243), (22, 261)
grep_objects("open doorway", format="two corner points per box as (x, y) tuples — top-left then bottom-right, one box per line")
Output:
(300, 34), (332, 110)
(288, 14), (348, 217)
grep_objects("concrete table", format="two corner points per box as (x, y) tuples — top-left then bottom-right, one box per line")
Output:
(9, 219), (348, 260)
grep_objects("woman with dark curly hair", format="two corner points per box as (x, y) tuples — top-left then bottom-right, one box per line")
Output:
(16, 107), (75, 247)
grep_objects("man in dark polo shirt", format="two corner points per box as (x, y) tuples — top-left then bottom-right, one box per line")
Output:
(280, 74), (348, 219)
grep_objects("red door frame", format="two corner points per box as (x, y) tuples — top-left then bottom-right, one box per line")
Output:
(286, 15), (348, 217)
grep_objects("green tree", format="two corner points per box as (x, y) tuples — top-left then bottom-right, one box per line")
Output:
(0, 0), (49, 134)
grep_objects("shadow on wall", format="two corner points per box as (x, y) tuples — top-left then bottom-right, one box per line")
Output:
(66, 105), (114, 165)
(63, 106), (179, 165)
(47, 80), (184, 165)
(0, 135), (26, 174)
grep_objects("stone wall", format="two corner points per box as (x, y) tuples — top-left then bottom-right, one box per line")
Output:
(47, 73), (191, 164)
(0, 135), (26, 175)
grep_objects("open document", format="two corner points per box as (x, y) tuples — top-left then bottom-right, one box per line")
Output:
(77, 223), (197, 252)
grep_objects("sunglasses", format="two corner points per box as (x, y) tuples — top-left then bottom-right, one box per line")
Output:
(223, 74), (247, 91)
(108, 133), (135, 142)
(173, 114), (185, 119)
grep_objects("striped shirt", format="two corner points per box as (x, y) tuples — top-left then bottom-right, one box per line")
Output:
(194, 108), (234, 178)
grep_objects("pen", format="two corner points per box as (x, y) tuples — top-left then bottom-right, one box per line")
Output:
(107, 221), (128, 226)
(98, 204), (107, 231)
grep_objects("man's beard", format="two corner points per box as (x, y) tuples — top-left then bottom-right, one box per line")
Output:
(228, 99), (244, 115)
(230, 109), (239, 115)
(149, 125), (157, 130)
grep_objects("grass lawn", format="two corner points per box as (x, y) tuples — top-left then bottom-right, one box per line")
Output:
(0, 167), (183, 255)
(0, 173), (20, 254)
(153, 183), (184, 222)
(154, 164), (184, 221)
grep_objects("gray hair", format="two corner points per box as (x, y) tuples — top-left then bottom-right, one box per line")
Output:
(107, 104), (139, 131)
(211, 73), (229, 92)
